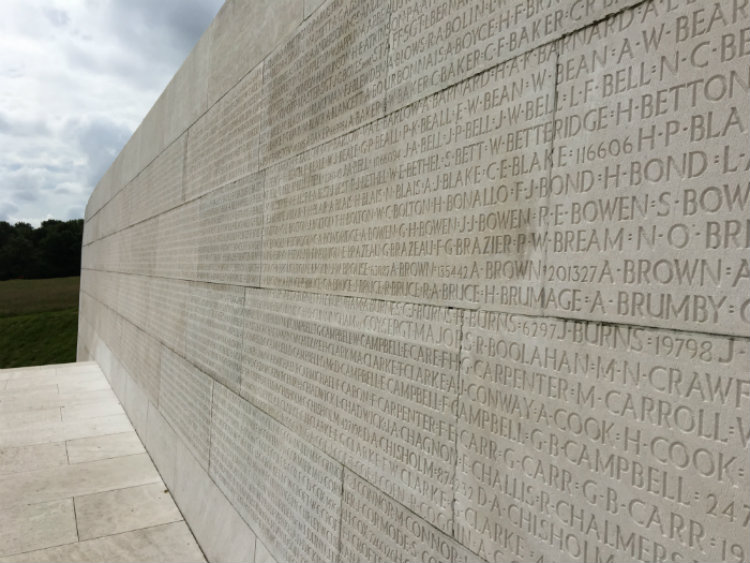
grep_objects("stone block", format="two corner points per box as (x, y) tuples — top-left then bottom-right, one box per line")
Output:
(242, 289), (460, 531)
(262, 45), (557, 313)
(159, 348), (212, 469)
(207, 0), (302, 105)
(74, 482), (182, 541)
(209, 385), (343, 563)
(185, 65), (264, 202)
(259, 0), (389, 168)
(387, 0), (643, 110)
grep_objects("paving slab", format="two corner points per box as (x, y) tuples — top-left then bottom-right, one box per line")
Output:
(0, 443), (68, 476)
(66, 432), (145, 465)
(75, 483), (183, 541)
(0, 499), (77, 557)
(0, 362), (205, 563)
(0, 522), (205, 563)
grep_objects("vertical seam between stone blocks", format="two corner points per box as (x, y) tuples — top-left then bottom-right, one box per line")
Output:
(335, 465), (345, 563)
(182, 129), (190, 204)
(238, 287), (249, 400)
(207, 379), (215, 476)
(258, 170), (266, 289)
(72, 496), (80, 542)
(205, 378), (214, 471)
(450, 308), (464, 539)
(382, 0), (394, 116)
(542, 43), (562, 313)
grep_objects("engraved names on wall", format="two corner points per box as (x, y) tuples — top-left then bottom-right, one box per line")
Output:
(242, 290), (461, 531)
(456, 311), (750, 562)
(263, 45), (557, 313)
(546, 0), (749, 335)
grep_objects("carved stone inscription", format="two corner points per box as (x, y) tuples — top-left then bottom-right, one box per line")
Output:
(547, 0), (749, 335)
(195, 172), (264, 286)
(388, 0), (642, 109)
(158, 347), (212, 468)
(457, 311), (750, 562)
(263, 45), (557, 312)
(185, 65), (263, 201)
(210, 384), (343, 563)
(342, 470), (485, 563)
(118, 317), (161, 404)
(260, 0), (389, 167)
(184, 283), (244, 394)
(242, 289), (460, 531)
(122, 133), (186, 231)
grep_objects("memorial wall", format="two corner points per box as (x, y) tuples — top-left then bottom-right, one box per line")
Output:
(77, 0), (750, 561)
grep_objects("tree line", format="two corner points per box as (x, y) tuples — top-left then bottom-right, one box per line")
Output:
(0, 219), (83, 280)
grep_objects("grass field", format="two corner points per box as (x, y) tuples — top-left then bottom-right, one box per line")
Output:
(0, 277), (80, 368)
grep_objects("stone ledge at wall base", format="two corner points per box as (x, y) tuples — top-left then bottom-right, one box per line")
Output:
(79, 0), (750, 562)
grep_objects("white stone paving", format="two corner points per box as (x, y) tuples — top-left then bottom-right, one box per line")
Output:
(0, 362), (205, 563)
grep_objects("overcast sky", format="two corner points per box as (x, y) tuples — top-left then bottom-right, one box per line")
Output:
(0, 0), (224, 226)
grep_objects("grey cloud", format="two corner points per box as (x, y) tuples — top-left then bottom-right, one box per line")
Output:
(0, 113), (50, 137)
(14, 190), (37, 202)
(44, 8), (70, 27)
(0, 202), (19, 222)
(65, 205), (83, 220)
(65, 117), (131, 186)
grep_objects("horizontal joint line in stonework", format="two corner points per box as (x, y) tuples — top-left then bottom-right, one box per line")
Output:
(78, 268), (748, 343)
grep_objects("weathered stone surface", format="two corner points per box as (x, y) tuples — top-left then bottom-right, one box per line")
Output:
(457, 311), (750, 562)
(159, 348), (212, 469)
(209, 385), (343, 563)
(207, 0), (302, 105)
(545, 0), (750, 336)
(195, 172), (265, 286)
(185, 65), (264, 202)
(184, 282), (245, 393)
(242, 289), (460, 531)
(259, 0), (390, 168)
(262, 45), (557, 312)
(341, 471), (483, 563)
(387, 0), (643, 110)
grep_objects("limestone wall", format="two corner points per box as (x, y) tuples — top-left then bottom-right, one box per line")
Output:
(78, 1), (750, 561)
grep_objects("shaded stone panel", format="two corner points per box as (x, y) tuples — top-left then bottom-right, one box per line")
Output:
(184, 283), (245, 394)
(262, 45), (557, 312)
(118, 220), (159, 278)
(122, 134), (186, 231)
(154, 204), (200, 281)
(209, 385), (342, 563)
(117, 319), (161, 405)
(259, 0), (390, 168)
(341, 470), (483, 563)
(387, 0), (642, 110)
(145, 277), (191, 357)
(158, 348), (212, 469)
(195, 172), (265, 287)
(242, 289), (460, 531)
(207, 0), (302, 105)
(185, 65), (264, 202)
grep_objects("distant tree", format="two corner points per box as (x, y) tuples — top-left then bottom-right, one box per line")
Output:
(0, 219), (83, 280)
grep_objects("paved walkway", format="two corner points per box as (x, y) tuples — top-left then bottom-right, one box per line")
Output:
(0, 362), (205, 562)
